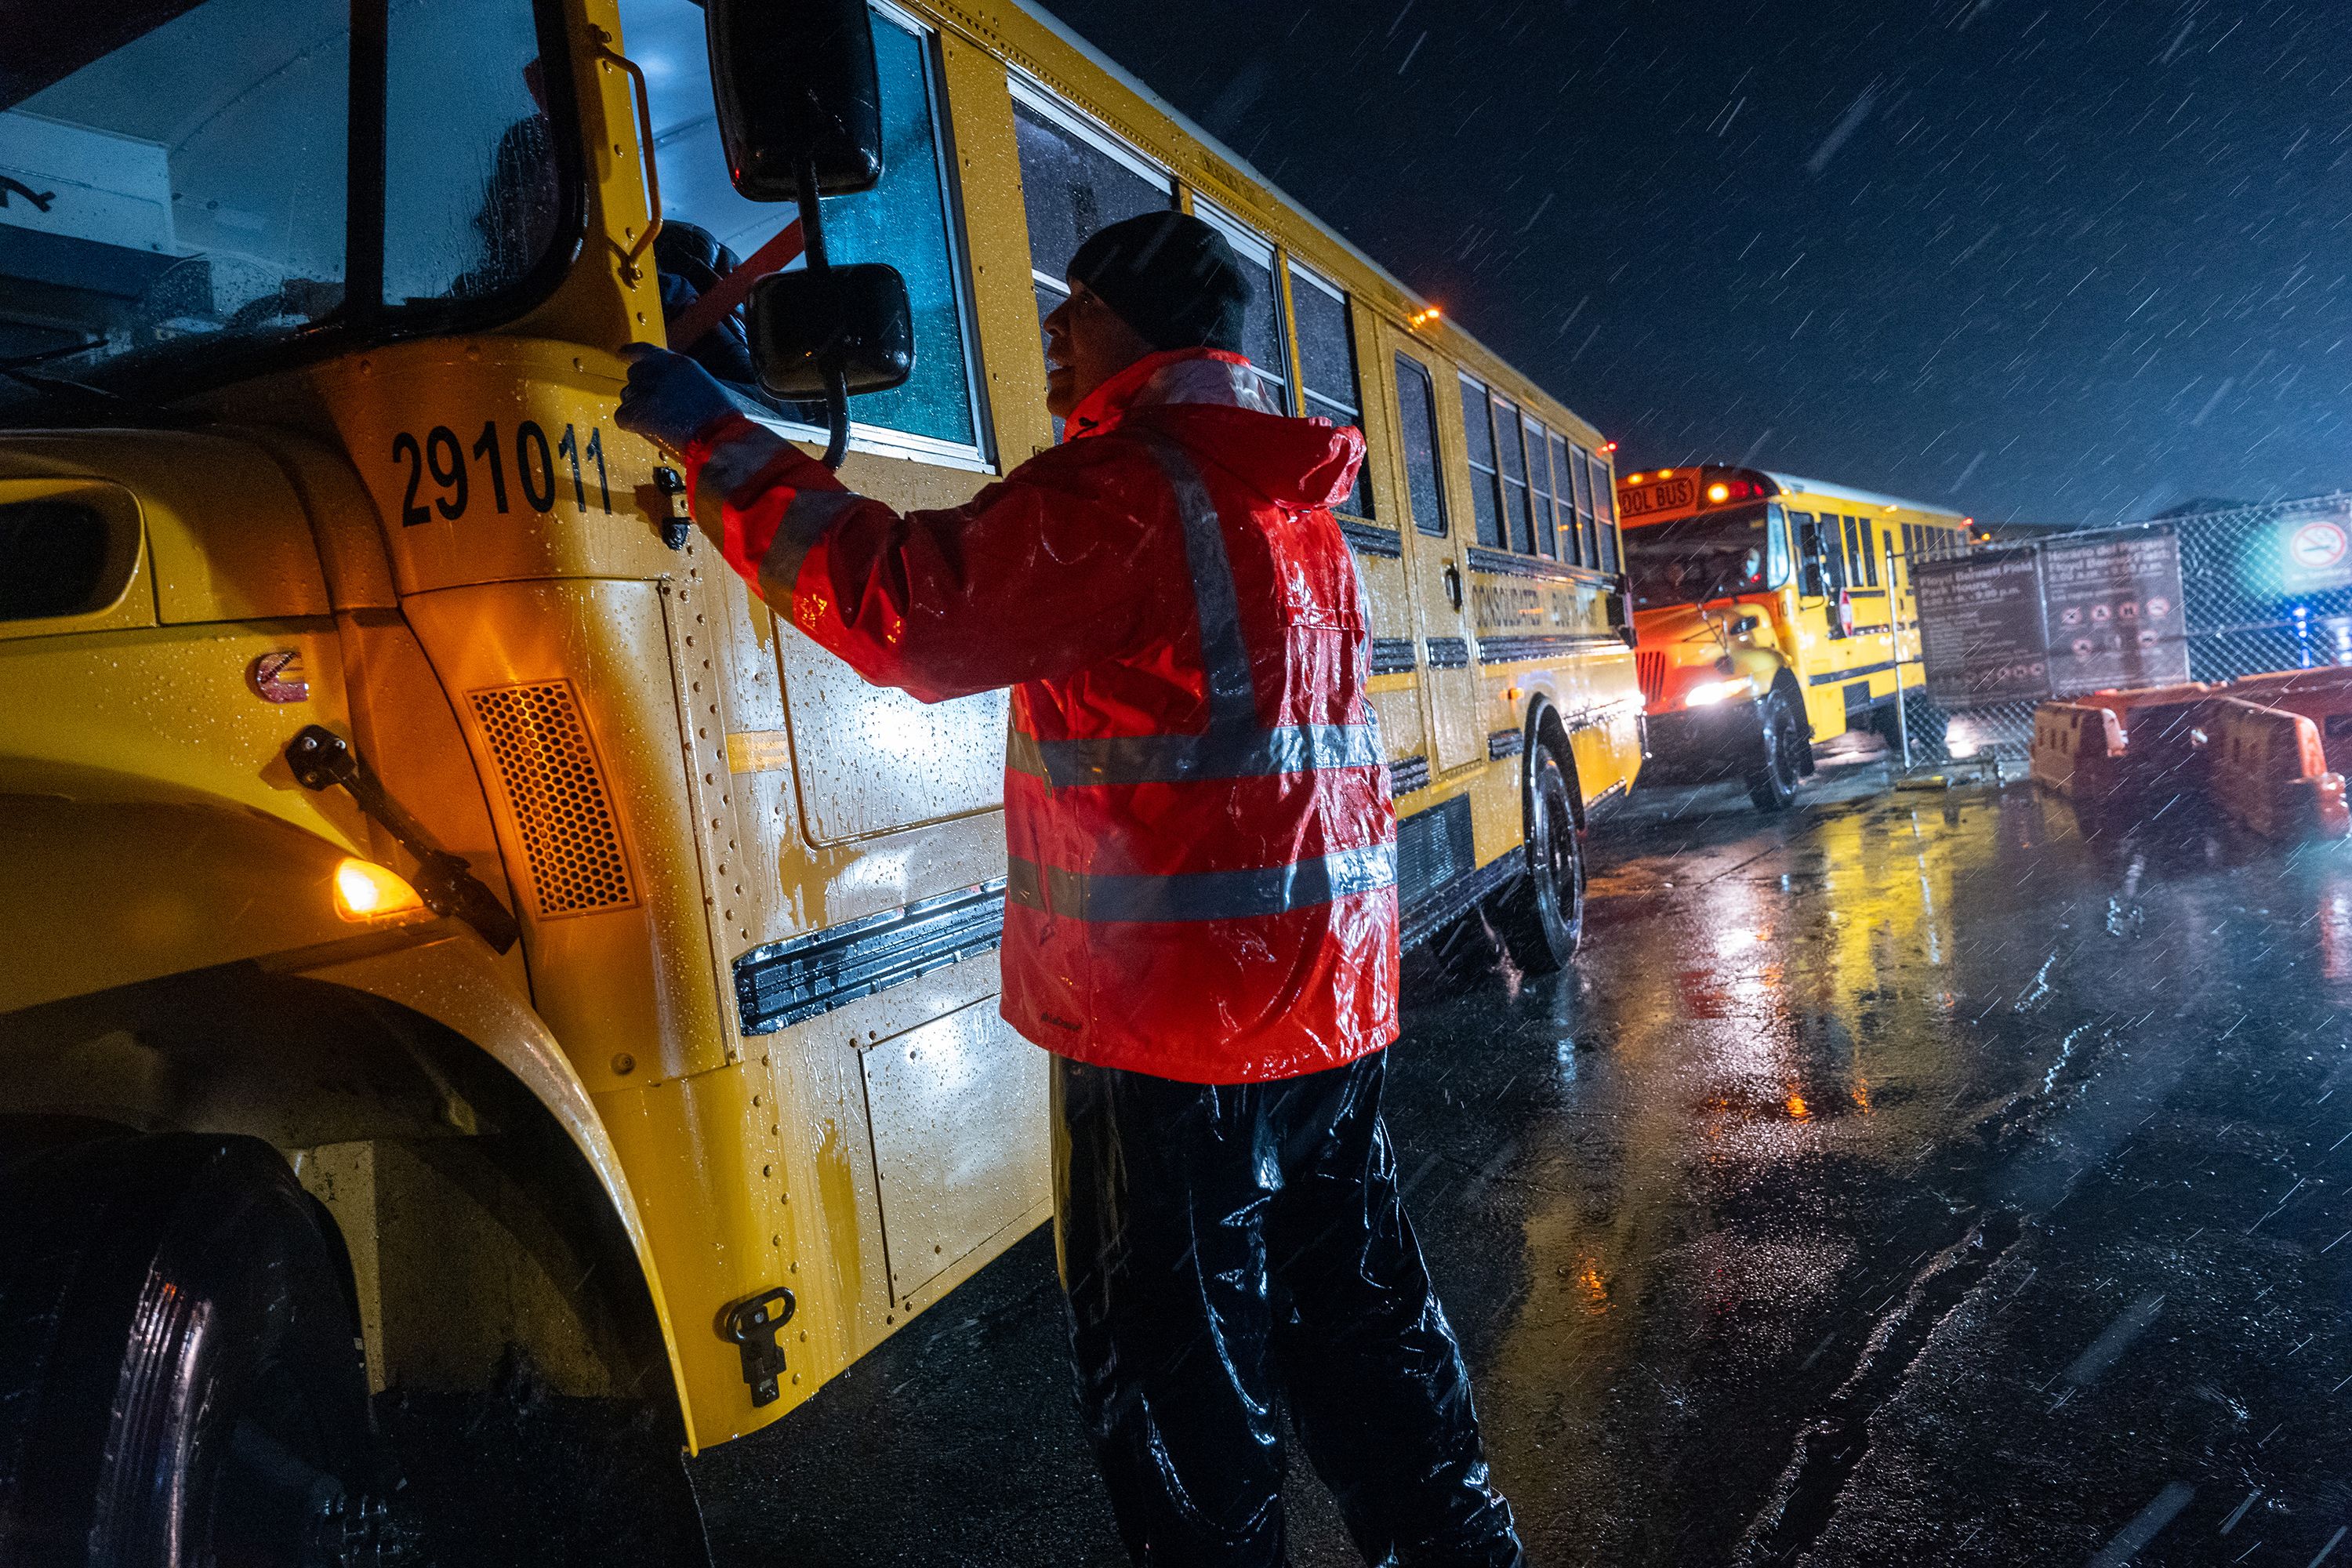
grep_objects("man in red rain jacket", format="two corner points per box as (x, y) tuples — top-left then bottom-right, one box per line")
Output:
(618, 212), (1522, 1567)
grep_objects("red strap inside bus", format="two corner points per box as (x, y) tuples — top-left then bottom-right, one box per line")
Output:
(665, 217), (804, 359)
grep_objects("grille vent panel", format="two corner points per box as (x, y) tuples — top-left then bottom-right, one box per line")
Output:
(470, 681), (635, 916)
(1635, 649), (1668, 707)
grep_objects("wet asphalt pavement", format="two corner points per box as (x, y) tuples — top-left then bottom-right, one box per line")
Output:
(686, 746), (2352, 1566)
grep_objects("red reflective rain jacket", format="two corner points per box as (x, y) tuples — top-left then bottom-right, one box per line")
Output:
(683, 348), (1397, 1084)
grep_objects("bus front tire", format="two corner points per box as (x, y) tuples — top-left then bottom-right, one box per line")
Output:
(0, 1131), (390, 1566)
(1746, 691), (1804, 812)
(1494, 744), (1586, 974)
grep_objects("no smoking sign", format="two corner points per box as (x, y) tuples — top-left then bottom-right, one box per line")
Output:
(2290, 520), (2349, 572)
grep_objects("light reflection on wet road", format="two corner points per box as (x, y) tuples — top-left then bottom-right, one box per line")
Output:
(692, 757), (2352, 1566)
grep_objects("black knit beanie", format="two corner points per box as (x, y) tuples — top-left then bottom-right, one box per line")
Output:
(1066, 212), (1250, 354)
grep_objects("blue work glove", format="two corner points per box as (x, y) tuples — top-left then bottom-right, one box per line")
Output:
(615, 343), (744, 456)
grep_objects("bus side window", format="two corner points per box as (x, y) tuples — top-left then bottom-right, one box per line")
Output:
(1862, 521), (1881, 586)
(1459, 376), (1505, 548)
(1590, 449), (1619, 573)
(1571, 445), (1602, 568)
(1838, 516), (1859, 586)
(1012, 82), (1177, 438)
(1494, 394), (1534, 552)
(1393, 354), (1449, 537)
(1795, 511), (1834, 596)
(1548, 434), (1581, 564)
(1014, 88), (1176, 318)
(1526, 416), (1555, 557)
(1290, 263), (1373, 519)
(1767, 504), (1792, 587)
(1194, 200), (1291, 412)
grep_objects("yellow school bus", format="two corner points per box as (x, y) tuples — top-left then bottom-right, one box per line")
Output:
(1617, 465), (1969, 808)
(0, 0), (1639, 1546)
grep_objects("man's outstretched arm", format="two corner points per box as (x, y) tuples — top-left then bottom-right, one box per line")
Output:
(618, 346), (1172, 703)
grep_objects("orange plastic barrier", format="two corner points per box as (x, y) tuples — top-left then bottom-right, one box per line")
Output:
(2030, 702), (2128, 803)
(2205, 697), (2350, 841)
(2220, 668), (2352, 776)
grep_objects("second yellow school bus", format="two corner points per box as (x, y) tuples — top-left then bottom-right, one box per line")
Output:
(1617, 465), (1970, 808)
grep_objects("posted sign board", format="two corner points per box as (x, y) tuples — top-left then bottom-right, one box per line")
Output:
(2042, 531), (2189, 695)
(1915, 548), (2053, 708)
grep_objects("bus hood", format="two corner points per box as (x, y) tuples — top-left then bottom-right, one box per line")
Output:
(1631, 598), (1787, 712)
(1632, 597), (1782, 658)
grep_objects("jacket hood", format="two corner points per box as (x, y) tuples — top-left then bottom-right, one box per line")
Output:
(1068, 348), (1365, 511)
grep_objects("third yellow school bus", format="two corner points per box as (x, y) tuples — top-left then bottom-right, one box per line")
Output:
(1617, 466), (1970, 808)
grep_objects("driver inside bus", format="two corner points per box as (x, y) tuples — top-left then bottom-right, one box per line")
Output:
(614, 211), (1525, 1567)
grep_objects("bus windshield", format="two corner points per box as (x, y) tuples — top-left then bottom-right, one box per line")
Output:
(0, 0), (562, 418)
(1624, 503), (1784, 608)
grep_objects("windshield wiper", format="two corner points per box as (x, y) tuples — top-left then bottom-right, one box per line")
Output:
(1686, 563), (1745, 662)
(0, 340), (104, 372)
(0, 363), (184, 427)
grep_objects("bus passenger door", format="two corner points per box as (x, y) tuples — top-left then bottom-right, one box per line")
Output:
(1379, 330), (1483, 774)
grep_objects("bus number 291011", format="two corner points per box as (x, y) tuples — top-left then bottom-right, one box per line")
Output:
(391, 420), (610, 525)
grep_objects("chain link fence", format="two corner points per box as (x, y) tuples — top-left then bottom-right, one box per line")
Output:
(1896, 491), (2352, 768)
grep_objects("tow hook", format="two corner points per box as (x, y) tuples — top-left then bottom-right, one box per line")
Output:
(722, 1287), (797, 1407)
(285, 725), (521, 953)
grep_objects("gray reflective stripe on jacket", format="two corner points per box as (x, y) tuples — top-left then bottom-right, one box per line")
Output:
(1005, 721), (1382, 786)
(755, 488), (866, 601)
(1006, 842), (1396, 924)
(1007, 430), (1381, 789)
(699, 420), (791, 500)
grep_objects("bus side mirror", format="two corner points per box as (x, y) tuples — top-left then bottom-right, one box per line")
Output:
(1795, 524), (1828, 598)
(750, 264), (914, 399)
(705, 0), (885, 202)
(1608, 583), (1637, 648)
(1798, 554), (1826, 600)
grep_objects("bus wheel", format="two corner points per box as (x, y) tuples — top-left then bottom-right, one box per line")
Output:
(1746, 691), (1803, 812)
(0, 1132), (397, 1566)
(1870, 701), (1910, 760)
(1494, 744), (1586, 973)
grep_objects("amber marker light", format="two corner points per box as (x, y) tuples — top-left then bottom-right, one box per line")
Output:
(1708, 483), (1730, 503)
(335, 858), (426, 921)
(1408, 306), (1443, 328)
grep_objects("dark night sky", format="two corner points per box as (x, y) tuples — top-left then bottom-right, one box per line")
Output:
(1030, 0), (2352, 526)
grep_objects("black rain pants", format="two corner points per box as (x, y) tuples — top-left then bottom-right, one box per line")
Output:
(1052, 1048), (1523, 1567)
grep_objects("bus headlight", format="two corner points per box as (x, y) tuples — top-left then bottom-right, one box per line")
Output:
(335, 858), (426, 920)
(1683, 677), (1756, 709)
